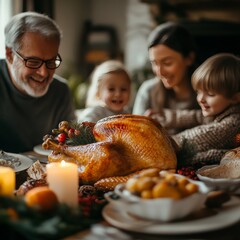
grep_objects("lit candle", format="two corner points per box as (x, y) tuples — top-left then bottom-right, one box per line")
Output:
(46, 161), (79, 208)
(0, 167), (15, 196)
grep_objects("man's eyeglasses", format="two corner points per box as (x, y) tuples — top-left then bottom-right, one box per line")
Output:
(12, 49), (62, 69)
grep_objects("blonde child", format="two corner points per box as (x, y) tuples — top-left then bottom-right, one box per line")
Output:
(172, 53), (240, 167)
(78, 60), (131, 122)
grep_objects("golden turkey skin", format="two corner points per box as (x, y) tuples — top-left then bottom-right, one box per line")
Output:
(43, 114), (177, 183)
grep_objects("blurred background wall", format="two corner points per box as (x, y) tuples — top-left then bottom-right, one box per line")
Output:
(53, 0), (240, 77)
(53, 0), (240, 108)
(1, 0), (239, 108)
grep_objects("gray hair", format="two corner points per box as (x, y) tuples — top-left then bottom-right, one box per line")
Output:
(5, 11), (62, 50)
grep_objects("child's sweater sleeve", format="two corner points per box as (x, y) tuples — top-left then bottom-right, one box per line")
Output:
(172, 117), (239, 167)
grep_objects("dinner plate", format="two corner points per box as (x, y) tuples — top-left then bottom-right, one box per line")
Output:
(5, 153), (33, 173)
(102, 196), (240, 235)
(33, 144), (52, 156)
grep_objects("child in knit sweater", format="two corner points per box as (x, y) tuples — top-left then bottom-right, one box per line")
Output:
(172, 53), (240, 167)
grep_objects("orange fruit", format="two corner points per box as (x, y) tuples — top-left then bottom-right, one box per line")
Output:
(25, 186), (58, 211)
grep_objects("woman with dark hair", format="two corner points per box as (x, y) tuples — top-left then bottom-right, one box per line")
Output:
(133, 22), (206, 134)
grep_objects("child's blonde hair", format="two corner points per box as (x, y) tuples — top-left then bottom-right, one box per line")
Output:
(192, 53), (240, 98)
(86, 60), (131, 107)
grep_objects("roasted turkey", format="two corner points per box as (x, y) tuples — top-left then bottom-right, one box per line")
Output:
(42, 114), (177, 184)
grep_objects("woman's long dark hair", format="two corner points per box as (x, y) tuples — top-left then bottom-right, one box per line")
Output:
(148, 22), (198, 76)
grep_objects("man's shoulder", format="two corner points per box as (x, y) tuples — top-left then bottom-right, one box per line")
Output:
(0, 59), (7, 72)
(0, 59), (6, 64)
(50, 74), (69, 91)
(0, 59), (10, 85)
(47, 75), (72, 100)
(52, 74), (68, 85)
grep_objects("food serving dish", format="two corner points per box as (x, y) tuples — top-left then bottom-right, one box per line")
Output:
(102, 196), (240, 234)
(196, 165), (240, 193)
(105, 174), (210, 222)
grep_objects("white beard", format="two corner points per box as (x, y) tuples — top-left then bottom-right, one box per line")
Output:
(10, 64), (50, 97)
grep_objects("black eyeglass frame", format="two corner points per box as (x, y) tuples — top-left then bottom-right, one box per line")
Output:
(12, 49), (62, 69)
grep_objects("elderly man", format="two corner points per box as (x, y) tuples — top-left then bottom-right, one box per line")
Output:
(0, 12), (75, 153)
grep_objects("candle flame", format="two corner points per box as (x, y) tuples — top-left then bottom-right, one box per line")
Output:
(61, 160), (66, 166)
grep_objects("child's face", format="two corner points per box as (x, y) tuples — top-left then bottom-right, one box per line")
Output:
(196, 89), (233, 117)
(98, 72), (131, 112)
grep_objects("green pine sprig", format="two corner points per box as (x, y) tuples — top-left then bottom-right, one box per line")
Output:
(0, 195), (105, 240)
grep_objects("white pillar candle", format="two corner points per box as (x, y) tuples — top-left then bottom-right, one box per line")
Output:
(46, 161), (79, 208)
(0, 167), (15, 196)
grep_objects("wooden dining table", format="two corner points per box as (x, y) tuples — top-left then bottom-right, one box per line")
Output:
(13, 151), (240, 240)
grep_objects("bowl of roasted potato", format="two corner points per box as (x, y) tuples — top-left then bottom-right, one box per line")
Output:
(105, 169), (209, 222)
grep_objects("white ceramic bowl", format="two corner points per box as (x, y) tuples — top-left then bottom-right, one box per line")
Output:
(105, 175), (209, 222)
(196, 165), (240, 193)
